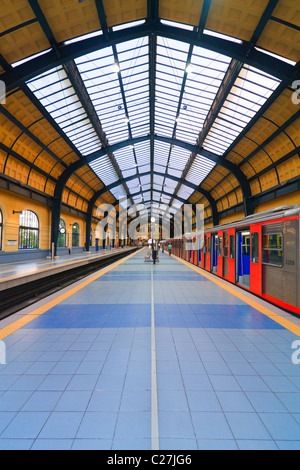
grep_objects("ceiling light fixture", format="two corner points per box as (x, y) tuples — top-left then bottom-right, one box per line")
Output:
(112, 62), (121, 73)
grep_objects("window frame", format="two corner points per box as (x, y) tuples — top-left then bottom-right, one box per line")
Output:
(262, 232), (283, 267)
(18, 210), (39, 250)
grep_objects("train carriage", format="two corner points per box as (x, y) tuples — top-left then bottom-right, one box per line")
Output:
(167, 205), (300, 315)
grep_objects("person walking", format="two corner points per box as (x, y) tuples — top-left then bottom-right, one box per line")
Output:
(152, 240), (158, 265)
(168, 244), (172, 256)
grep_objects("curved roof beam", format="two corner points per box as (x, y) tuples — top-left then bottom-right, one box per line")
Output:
(3, 22), (297, 93)
(54, 134), (252, 216)
(88, 168), (218, 222)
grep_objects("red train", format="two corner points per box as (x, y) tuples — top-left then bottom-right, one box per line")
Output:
(168, 205), (300, 315)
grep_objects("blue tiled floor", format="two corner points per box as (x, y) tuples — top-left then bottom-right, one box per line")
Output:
(0, 249), (300, 450)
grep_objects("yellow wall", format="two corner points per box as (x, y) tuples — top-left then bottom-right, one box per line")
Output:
(59, 210), (87, 249)
(254, 190), (300, 214)
(0, 188), (51, 252)
(0, 189), (90, 252)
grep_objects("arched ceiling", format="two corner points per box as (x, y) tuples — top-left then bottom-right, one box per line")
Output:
(0, 0), (299, 225)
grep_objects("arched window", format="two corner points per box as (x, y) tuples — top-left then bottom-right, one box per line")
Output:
(19, 210), (39, 249)
(0, 209), (3, 251)
(57, 218), (66, 247)
(72, 222), (80, 247)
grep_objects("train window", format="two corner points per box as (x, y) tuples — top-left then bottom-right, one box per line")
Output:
(19, 210), (39, 249)
(262, 233), (283, 267)
(223, 232), (228, 257)
(251, 232), (259, 264)
(218, 236), (222, 257)
(229, 235), (235, 259)
(207, 236), (211, 254)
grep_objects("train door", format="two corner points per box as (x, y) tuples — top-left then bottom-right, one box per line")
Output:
(223, 231), (229, 278)
(211, 233), (218, 273)
(203, 235), (208, 268)
(236, 229), (251, 289)
(250, 224), (262, 296)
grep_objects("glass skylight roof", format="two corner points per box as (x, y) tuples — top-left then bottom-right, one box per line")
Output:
(203, 65), (281, 155)
(25, 28), (282, 219)
(27, 66), (102, 156)
(75, 36), (149, 145)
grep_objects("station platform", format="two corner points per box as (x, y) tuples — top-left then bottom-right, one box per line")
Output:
(0, 248), (300, 450)
(0, 247), (130, 291)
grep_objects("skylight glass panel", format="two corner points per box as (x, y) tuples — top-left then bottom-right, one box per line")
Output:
(167, 146), (191, 178)
(155, 37), (189, 137)
(186, 155), (216, 185)
(177, 184), (195, 200)
(89, 154), (119, 186)
(27, 66), (102, 156)
(134, 140), (151, 172)
(175, 47), (231, 144)
(116, 37), (150, 139)
(110, 184), (127, 200)
(153, 140), (171, 173)
(113, 146), (137, 174)
(203, 65), (281, 155)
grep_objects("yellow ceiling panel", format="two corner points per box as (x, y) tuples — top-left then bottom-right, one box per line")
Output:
(62, 188), (70, 204)
(263, 89), (297, 127)
(259, 169), (279, 192)
(284, 119), (300, 147)
(81, 199), (88, 212)
(227, 191), (238, 207)
(33, 152), (60, 175)
(188, 192), (201, 204)
(5, 155), (30, 183)
(225, 152), (244, 165)
(44, 179), (55, 196)
(13, 134), (42, 163)
(51, 147), (79, 166)
(245, 118), (278, 147)
(241, 161), (258, 179)
(159, 0), (203, 26)
(243, 149), (272, 174)
(0, 22), (50, 65)
(102, 0), (147, 28)
(39, 0), (100, 43)
(206, 0), (269, 42)
(217, 199), (226, 211)
(28, 170), (47, 193)
(277, 154), (300, 183)
(250, 178), (261, 196)
(49, 161), (65, 179)
(257, 20), (300, 63)
(67, 191), (78, 208)
(4, 90), (42, 128)
(264, 132), (296, 162)
(231, 139), (259, 159)
(0, 0), (35, 34)
(273, 0), (300, 25)
(0, 115), (22, 148)
(30, 119), (64, 148)
(0, 149), (7, 173)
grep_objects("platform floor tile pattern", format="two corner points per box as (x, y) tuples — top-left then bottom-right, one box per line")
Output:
(0, 249), (300, 450)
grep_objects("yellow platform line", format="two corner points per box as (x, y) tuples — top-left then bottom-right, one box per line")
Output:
(0, 249), (141, 341)
(173, 255), (300, 337)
